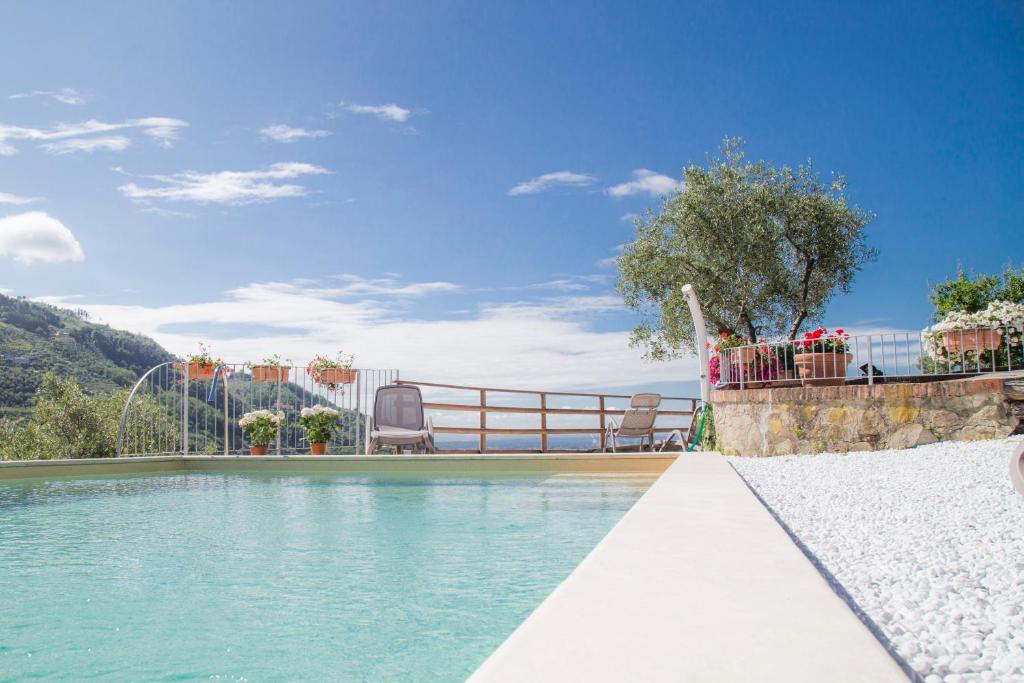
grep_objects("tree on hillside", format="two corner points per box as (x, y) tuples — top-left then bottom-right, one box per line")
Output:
(617, 138), (876, 359)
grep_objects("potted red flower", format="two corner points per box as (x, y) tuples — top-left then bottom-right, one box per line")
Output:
(793, 327), (852, 381)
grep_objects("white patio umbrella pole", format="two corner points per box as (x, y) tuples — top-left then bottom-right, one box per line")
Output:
(682, 284), (711, 405)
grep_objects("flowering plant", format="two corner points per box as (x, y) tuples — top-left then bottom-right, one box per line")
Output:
(238, 410), (284, 446)
(306, 351), (355, 391)
(299, 405), (341, 443)
(183, 342), (218, 367)
(245, 354), (290, 369)
(711, 331), (750, 353)
(795, 327), (849, 354)
(922, 300), (1024, 360)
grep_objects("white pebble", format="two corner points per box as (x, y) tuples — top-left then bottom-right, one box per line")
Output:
(730, 437), (1024, 682)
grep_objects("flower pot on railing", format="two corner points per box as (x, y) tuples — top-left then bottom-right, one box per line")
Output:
(317, 368), (357, 386)
(310, 442), (327, 455)
(251, 365), (289, 383)
(793, 352), (853, 380)
(941, 328), (1003, 354)
(187, 362), (216, 381)
(735, 347), (757, 364)
(250, 445), (268, 456)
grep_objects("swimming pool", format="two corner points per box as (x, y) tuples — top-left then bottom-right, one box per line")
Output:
(0, 470), (654, 681)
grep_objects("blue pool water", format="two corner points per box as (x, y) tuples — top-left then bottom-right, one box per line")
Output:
(0, 471), (653, 681)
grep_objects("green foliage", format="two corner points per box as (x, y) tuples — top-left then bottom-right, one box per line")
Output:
(928, 265), (1024, 320)
(0, 293), (172, 411)
(617, 137), (875, 359)
(0, 374), (175, 460)
(700, 403), (716, 451)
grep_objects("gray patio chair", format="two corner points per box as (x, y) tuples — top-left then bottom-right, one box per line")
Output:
(604, 393), (661, 452)
(365, 384), (436, 454)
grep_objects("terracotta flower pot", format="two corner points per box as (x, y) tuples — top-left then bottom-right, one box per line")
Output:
(735, 347), (757, 364)
(187, 361), (216, 381)
(250, 445), (268, 456)
(310, 442), (327, 455)
(251, 365), (289, 383)
(941, 328), (1003, 354)
(317, 368), (357, 386)
(793, 352), (852, 380)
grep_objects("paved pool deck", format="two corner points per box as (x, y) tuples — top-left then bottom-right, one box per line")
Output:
(469, 452), (910, 682)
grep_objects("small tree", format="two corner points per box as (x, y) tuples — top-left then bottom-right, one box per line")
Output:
(929, 265), (1024, 320)
(618, 138), (875, 359)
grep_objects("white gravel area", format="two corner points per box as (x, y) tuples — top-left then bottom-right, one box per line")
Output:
(730, 437), (1024, 683)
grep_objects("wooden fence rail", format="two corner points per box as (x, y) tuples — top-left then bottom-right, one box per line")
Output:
(397, 379), (699, 454)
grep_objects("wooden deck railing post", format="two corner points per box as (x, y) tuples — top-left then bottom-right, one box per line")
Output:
(397, 379), (697, 454)
(539, 393), (548, 452)
(479, 389), (487, 453)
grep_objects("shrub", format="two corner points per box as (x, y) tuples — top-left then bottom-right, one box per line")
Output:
(0, 373), (175, 460)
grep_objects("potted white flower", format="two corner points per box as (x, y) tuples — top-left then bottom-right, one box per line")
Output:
(931, 301), (1024, 353)
(306, 351), (356, 391)
(299, 405), (342, 455)
(238, 409), (284, 455)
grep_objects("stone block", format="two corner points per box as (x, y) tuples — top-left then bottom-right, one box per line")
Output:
(886, 423), (937, 450)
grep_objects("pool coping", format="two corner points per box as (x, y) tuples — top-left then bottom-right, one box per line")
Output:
(467, 452), (910, 683)
(0, 453), (677, 479)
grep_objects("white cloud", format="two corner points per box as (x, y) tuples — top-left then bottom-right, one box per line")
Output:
(260, 124), (330, 143)
(605, 169), (681, 198)
(343, 102), (411, 122)
(0, 191), (41, 205)
(0, 117), (188, 155)
(327, 274), (459, 297)
(0, 211), (85, 264)
(595, 244), (627, 269)
(526, 279), (589, 291)
(9, 88), (85, 105)
(41, 135), (131, 155)
(118, 162), (332, 205)
(48, 277), (694, 391)
(507, 171), (597, 196)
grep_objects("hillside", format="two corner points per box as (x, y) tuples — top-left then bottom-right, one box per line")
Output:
(0, 294), (173, 413)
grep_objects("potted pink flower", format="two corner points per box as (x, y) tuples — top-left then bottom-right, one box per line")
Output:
(306, 351), (356, 391)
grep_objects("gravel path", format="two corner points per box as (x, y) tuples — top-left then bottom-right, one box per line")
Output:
(730, 437), (1024, 683)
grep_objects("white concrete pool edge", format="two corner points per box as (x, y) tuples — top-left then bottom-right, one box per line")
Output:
(468, 452), (910, 682)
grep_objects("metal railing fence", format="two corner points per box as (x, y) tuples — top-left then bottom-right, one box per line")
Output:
(718, 325), (1022, 389)
(116, 363), (398, 456)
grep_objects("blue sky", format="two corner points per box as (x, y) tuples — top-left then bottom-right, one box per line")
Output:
(0, 1), (1021, 393)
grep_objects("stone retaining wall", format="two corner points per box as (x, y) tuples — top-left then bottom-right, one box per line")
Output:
(712, 376), (1021, 456)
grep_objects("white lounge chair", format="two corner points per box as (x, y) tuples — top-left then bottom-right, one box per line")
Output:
(365, 384), (436, 454)
(604, 393), (661, 452)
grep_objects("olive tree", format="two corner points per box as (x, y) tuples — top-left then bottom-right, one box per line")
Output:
(617, 138), (876, 359)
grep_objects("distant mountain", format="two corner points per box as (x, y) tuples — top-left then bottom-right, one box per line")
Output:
(0, 294), (172, 414)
